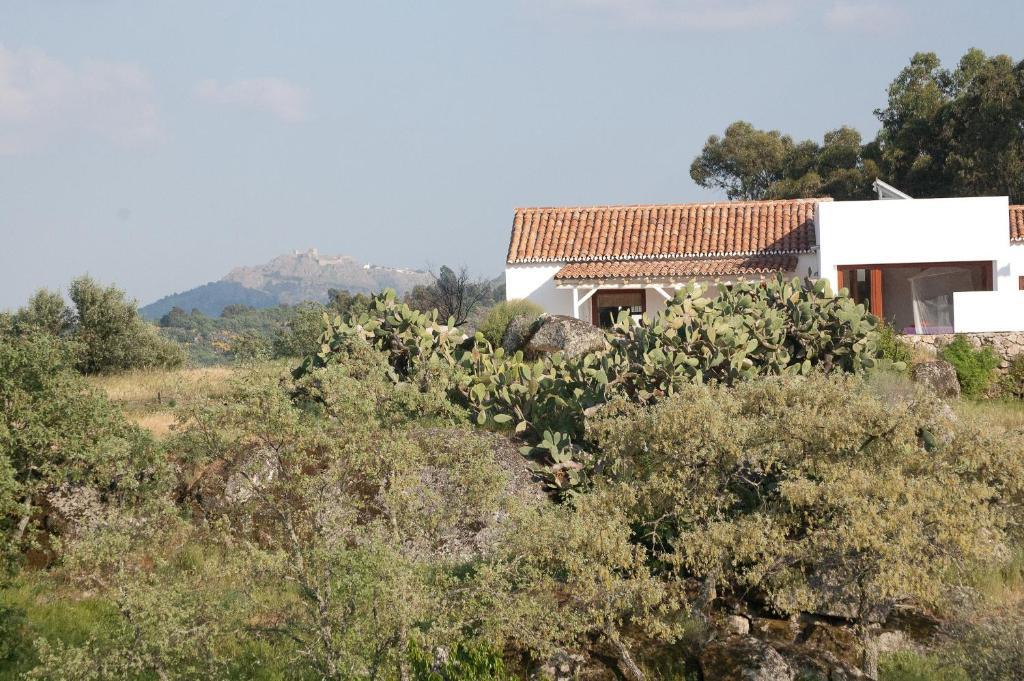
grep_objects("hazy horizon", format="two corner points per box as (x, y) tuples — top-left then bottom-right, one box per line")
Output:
(3, 0), (1023, 310)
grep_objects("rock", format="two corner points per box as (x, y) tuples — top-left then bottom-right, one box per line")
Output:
(802, 620), (863, 671)
(726, 614), (751, 636)
(874, 630), (908, 655)
(911, 360), (961, 399)
(750, 617), (800, 648)
(501, 314), (537, 354)
(536, 650), (585, 680)
(520, 314), (607, 360)
(700, 635), (795, 681)
(224, 449), (281, 504)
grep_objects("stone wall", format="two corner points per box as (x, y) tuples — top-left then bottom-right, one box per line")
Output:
(901, 332), (1024, 370)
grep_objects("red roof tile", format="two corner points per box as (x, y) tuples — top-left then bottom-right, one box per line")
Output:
(507, 198), (825, 264)
(1012, 205), (1024, 241)
(553, 255), (799, 282)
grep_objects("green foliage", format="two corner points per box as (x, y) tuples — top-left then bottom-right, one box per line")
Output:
(940, 336), (999, 397)
(999, 353), (1024, 399)
(879, 651), (967, 681)
(326, 288), (373, 317)
(299, 278), (886, 494)
(691, 49), (1024, 202)
(270, 302), (330, 358)
(10, 290), (75, 338)
(0, 332), (170, 569)
(476, 299), (543, 348)
(590, 373), (1023, 671)
(68, 276), (185, 374)
(690, 121), (878, 200)
(409, 643), (516, 681)
(227, 330), (272, 361)
(876, 322), (913, 370)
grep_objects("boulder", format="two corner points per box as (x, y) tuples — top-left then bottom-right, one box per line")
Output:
(726, 614), (751, 636)
(700, 635), (795, 681)
(518, 314), (607, 360)
(911, 360), (961, 399)
(500, 314), (536, 355)
(801, 620), (863, 671)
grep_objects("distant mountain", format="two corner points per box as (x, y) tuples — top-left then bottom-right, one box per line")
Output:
(141, 249), (432, 320)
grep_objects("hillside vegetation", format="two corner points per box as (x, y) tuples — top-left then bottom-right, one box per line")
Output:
(2, 278), (1023, 680)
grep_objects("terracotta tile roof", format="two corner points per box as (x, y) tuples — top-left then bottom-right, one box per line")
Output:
(506, 198), (826, 264)
(553, 255), (799, 282)
(1012, 206), (1024, 241)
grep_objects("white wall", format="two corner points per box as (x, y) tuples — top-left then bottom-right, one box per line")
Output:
(954, 291), (1024, 332)
(505, 263), (581, 319)
(817, 196), (1013, 292)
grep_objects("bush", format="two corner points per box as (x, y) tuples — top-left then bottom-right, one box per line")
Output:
(271, 302), (329, 358)
(876, 321), (913, 370)
(590, 373), (1023, 676)
(476, 300), (543, 347)
(1000, 354), (1024, 399)
(68, 276), (185, 374)
(940, 612), (1024, 681)
(297, 279), (889, 494)
(879, 651), (967, 681)
(0, 332), (170, 568)
(227, 330), (272, 361)
(940, 336), (999, 397)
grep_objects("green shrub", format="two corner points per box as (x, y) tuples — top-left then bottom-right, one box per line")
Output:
(271, 302), (330, 358)
(476, 300), (543, 348)
(67, 276), (186, 374)
(940, 336), (999, 397)
(999, 354), (1024, 399)
(879, 651), (967, 681)
(876, 321), (913, 370)
(228, 330), (272, 361)
(296, 279), (888, 494)
(410, 643), (517, 680)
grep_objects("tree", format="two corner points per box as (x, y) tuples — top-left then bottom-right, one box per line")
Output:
(68, 276), (185, 373)
(690, 122), (878, 201)
(271, 302), (329, 358)
(689, 121), (794, 200)
(326, 288), (372, 317)
(12, 289), (75, 337)
(404, 266), (495, 326)
(692, 49), (1024, 203)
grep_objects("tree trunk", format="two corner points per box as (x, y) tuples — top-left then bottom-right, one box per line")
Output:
(605, 630), (645, 681)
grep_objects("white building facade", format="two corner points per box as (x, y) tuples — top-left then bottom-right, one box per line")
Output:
(505, 191), (1024, 335)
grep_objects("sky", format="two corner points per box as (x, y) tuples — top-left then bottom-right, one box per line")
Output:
(1, 0), (1022, 310)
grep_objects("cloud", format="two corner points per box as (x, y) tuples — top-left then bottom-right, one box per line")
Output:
(823, 1), (906, 32)
(195, 77), (309, 122)
(0, 44), (161, 155)
(539, 0), (800, 30)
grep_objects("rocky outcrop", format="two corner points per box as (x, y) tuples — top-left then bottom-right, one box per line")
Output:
(700, 635), (795, 681)
(502, 314), (607, 360)
(911, 360), (961, 399)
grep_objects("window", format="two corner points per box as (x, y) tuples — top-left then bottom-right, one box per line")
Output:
(591, 290), (645, 328)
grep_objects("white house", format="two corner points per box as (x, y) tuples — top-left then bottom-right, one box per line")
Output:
(504, 184), (1024, 334)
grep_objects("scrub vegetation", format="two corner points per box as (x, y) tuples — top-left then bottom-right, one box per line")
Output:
(2, 280), (1023, 681)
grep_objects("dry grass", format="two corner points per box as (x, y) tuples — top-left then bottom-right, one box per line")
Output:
(957, 399), (1024, 430)
(88, 366), (239, 438)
